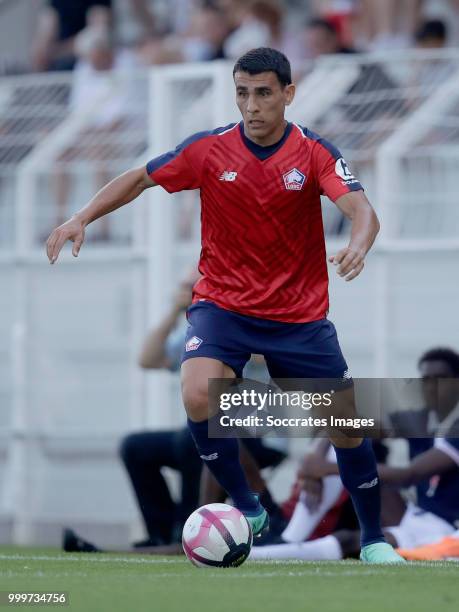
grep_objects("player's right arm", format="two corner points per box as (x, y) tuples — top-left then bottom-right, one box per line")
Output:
(46, 166), (156, 264)
(47, 128), (211, 263)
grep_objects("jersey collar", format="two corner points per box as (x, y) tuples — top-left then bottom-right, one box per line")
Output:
(238, 121), (293, 161)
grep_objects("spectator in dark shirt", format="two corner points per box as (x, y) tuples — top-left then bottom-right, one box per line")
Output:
(32, 0), (112, 71)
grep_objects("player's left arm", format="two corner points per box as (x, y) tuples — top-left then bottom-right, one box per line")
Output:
(298, 443), (458, 485)
(312, 140), (380, 281)
(377, 446), (457, 487)
(330, 190), (380, 282)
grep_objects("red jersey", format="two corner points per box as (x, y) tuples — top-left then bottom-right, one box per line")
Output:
(147, 122), (363, 323)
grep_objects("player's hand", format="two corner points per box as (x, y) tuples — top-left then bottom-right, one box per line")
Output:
(329, 246), (365, 281)
(46, 217), (85, 264)
(172, 287), (192, 314)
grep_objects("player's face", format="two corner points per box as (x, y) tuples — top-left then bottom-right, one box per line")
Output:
(234, 71), (295, 145)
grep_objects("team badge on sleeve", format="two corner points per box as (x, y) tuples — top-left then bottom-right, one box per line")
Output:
(186, 336), (203, 352)
(283, 168), (306, 191)
(335, 158), (359, 185)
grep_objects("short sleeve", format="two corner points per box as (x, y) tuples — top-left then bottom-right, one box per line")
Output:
(146, 131), (212, 193)
(313, 138), (363, 202)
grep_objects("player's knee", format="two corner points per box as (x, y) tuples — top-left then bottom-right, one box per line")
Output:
(182, 379), (209, 421)
(330, 436), (363, 449)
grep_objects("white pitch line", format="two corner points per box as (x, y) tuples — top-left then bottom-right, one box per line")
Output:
(0, 554), (188, 565)
(0, 555), (457, 572)
(0, 569), (386, 579)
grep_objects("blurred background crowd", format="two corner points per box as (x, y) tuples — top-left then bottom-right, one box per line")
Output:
(0, 0), (459, 77)
(1, 1), (459, 556)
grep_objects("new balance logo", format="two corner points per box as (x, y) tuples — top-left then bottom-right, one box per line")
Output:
(357, 477), (379, 489)
(219, 170), (238, 182)
(200, 452), (219, 461)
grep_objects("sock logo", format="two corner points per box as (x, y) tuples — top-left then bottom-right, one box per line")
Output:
(357, 477), (379, 489)
(200, 452), (218, 461)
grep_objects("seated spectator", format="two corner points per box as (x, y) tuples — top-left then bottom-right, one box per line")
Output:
(415, 19), (448, 48)
(32, 0), (112, 71)
(396, 529), (459, 560)
(254, 439), (401, 549)
(250, 347), (459, 560)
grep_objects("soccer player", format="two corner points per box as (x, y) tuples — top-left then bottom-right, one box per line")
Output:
(46, 47), (403, 563)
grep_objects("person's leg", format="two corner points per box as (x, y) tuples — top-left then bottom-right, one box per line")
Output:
(182, 357), (260, 513)
(119, 431), (178, 543)
(324, 385), (385, 548)
(250, 530), (352, 561)
(330, 435), (385, 546)
(62, 527), (184, 555)
(199, 464), (227, 505)
(264, 318), (404, 562)
(197, 441), (279, 510)
(386, 504), (456, 554)
(239, 438), (287, 534)
(180, 302), (268, 535)
(282, 479), (345, 543)
(173, 427), (203, 527)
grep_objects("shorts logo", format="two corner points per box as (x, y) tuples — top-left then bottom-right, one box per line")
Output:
(186, 336), (203, 352)
(283, 168), (306, 190)
(342, 368), (352, 380)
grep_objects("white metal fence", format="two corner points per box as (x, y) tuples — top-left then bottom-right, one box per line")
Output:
(1, 51), (459, 545)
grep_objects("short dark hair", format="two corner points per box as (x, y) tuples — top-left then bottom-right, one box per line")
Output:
(233, 47), (292, 87)
(416, 19), (447, 42)
(418, 347), (459, 376)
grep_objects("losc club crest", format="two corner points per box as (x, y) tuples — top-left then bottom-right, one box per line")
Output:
(283, 168), (306, 191)
(186, 336), (203, 352)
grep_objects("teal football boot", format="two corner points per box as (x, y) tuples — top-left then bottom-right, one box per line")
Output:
(360, 542), (407, 564)
(243, 497), (269, 538)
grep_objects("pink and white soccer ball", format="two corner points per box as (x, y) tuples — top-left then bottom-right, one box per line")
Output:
(182, 503), (252, 568)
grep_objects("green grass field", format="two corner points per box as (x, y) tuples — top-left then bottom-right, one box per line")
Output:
(0, 548), (458, 612)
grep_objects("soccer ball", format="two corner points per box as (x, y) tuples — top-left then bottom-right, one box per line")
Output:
(182, 503), (252, 568)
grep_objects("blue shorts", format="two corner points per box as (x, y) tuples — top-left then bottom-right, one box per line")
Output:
(182, 301), (349, 380)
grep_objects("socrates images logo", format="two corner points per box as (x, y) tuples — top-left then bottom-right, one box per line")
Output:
(283, 168), (306, 190)
(186, 336), (203, 352)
